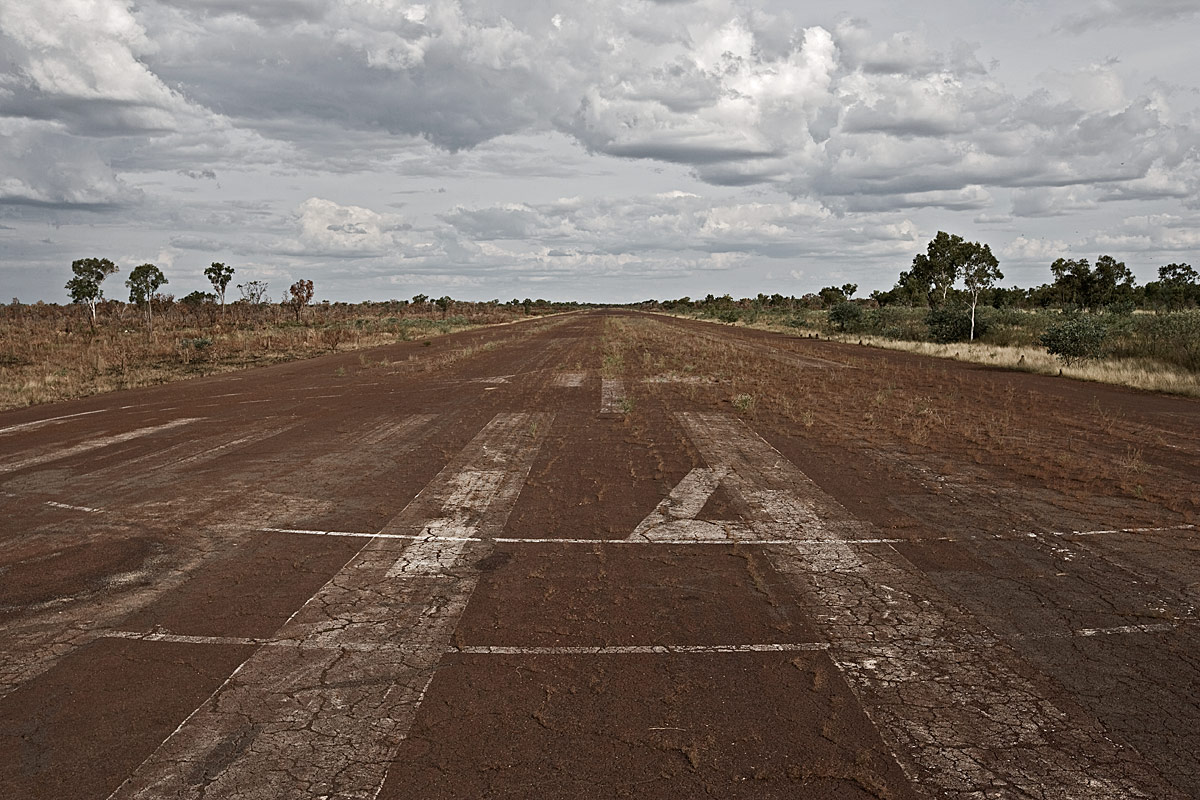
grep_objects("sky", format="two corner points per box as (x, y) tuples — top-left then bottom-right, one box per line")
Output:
(2, 0), (1200, 304)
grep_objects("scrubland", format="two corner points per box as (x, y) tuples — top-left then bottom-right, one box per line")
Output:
(0, 300), (535, 410)
(664, 305), (1200, 397)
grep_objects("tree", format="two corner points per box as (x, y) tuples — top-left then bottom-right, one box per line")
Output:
(818, 286), (846, 307)
(288, 279), (314, 322)
(912, 231), (967, 307)
(237, 280), (269, 304)
(181, 290), (219, 325)
(1090, 255), (1135, 311)
(435, 295), (452, 318)
(205, 262), (235, 312)
(126, 263), (168, 335)
(1040, 315), (1107, 365)
(828, 301), (863, 332)
(1154, 263), (1198, 310)
(961, 243), (1001, 340)
(65, 257), (118, 329)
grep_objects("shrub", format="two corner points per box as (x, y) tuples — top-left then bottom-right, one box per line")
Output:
(1040, 315), (1107, 365)
(1143, 311), (1200, 371)
(925, 306), (983, 343)
(828, 301), (863, 332)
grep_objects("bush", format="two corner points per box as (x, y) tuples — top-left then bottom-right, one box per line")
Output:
(1040, 315), (1107, 365)
(925, 306), (982, 343)
(828, 301), (863, 332)
(1143, 311), (1200, 371)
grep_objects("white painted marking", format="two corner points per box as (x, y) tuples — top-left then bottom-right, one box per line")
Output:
(110, 412), (552, 800)
(0, 409), (106, 436)
(170, 424), (299, 468)
(553, 371), (587, 387)
(237, 399), (272, 404)
(261, 526), (904, 547)
(0, 418), (201, 475)
(674, 412), (1176, 798)
(455, 643), (831, 654)
(1077, 622), (1177, 637)
(99, 631), (831, 655)
(600, 377), (626, 414)
(44, 500), (104, 513)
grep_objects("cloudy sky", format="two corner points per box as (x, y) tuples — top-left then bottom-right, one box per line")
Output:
(2, 0), (1199, 303)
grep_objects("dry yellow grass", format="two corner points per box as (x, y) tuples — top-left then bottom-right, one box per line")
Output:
(0, 303), (558, 410)
(677, 313), (1200, 398)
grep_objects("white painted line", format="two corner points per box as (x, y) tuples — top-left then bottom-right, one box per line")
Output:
(1077, 622), (1177, 637)
(260, 526), (904, 547)
(600, 377), (626, 414)
(99, 631), (832, 656)
(553, 371), (587, 387)
(674, 412), (1175, 798)
(1063, 524), (1195, 537)
(261, 524), (1198, 548)
(0, 418), (201, 475)
(0, 409), (106, 436)
(44, 500), (104, 513)
(171, 423), (299, 468)
(110, 412), (553, 800)
(455, 643), (831, 655)
(356, 414), (438, 447)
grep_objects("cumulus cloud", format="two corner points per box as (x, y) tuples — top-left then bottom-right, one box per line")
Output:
(3, 0), (1200, 302)
(274, 197), (424, 258)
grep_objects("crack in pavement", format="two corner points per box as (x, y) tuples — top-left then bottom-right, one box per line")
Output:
(673, 411), (1185, 799)
(105, 412), (552, 800)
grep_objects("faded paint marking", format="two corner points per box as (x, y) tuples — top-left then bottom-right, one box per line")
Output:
(553, 372), (587, 387)
(0, 418), (201, 475)
(674, 411), (1180, 799)
(600, 377), (626, 414)
(0, 409), (106, 436)
(44, 501), (104, 513)
(109, 412), (551, 800)
(455, 643), (830, 654)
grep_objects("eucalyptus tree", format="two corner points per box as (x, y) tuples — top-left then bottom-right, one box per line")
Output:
(65, 257), (118, 329)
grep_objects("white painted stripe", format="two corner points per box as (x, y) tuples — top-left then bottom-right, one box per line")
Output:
(110, 412), (552, 800)
(553, 371), (586, 387)
(103, 622), (1189, 653)
(260, 525), (1196, 547)
(675, 412), (1177, 799)
(0, 409), (106, 436)
(170, 424), (299, 468)
(455, 643), (831, 654)
(600, 377), (626, 413)
(0, 418), (201, 474)
(260, 526), (903, 546)
(45, 500), (104, 513)
(1077, 623), (1177, 637)
(99, 631), (830, 655)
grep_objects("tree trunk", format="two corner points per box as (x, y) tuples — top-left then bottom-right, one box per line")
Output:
(969, 295), (977, 341)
